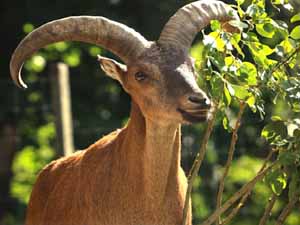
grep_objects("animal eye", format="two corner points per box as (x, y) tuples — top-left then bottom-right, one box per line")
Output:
(135, 72), (147, 82)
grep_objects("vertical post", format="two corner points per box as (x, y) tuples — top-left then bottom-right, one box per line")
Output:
(50, 62), (74, 156)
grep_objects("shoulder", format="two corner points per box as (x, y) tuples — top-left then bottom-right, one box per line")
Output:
(38, 127), (125, 177)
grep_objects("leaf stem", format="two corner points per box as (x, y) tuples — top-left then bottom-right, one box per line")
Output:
(220, 192), (249, 225)
(274, 194), (300, 225)
(218, 149), (275, 225)
(270, 45), (300, 75)
(258, 193), (277, 225)
(215, 101), (246, 225)
(181, 103), (218, 225)
(201, 162), (275, 225)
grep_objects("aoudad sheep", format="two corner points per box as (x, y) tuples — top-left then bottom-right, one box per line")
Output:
(10, 1), (239, 224)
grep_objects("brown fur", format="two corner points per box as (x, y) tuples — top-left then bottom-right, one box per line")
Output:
(25, 102), (192, 225)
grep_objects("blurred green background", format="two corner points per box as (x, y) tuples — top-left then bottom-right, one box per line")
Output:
(0, 0), (299, 225)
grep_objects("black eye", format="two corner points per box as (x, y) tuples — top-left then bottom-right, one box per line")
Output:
(135, 72), (147, 82)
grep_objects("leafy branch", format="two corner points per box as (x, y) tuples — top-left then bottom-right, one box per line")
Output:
(269, 45), (300, 76)
(185, 0), (300, 224)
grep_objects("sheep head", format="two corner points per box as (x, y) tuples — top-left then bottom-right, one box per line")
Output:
(10, 0), (239, 125)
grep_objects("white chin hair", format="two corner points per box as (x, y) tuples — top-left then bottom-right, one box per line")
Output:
(206, 110), (212, 121)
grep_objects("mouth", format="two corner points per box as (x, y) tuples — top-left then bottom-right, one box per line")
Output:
(177, 108), (209, 123)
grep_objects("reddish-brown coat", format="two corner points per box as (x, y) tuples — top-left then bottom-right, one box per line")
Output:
(25, 102), (191, 225)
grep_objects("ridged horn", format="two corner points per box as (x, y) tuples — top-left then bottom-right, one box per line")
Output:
(10, 16), (150, 89)
(158, 0), (239, 50)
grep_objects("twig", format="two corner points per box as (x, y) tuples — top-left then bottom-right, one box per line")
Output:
(219, 149), (276, 225)
(181, 103), (219, 225)
(269, 45), (300, 75)
(201, 163), (275, 225)
(257, 149), (278, 225)
(251, 44), (300, 89)
(275, 194), (300, 225)
(220, 192), (249, 225)
(258, 193), (277, 225)
(259, 148), (276, 172)
(222, 148), (278, 225)
(215, 101), (246, 225)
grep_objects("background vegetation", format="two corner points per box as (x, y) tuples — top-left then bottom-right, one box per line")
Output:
(0, 0), (299, 225)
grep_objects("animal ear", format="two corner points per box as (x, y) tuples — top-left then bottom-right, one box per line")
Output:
(97, 55), (127, 83)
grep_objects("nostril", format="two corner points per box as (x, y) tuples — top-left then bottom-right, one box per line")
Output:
(188, 96), (211, 107)
(205, 98), (211, 107)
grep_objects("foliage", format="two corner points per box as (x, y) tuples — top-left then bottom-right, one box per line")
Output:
(187, 0), (300, 224)
(11, 123), (55, 204)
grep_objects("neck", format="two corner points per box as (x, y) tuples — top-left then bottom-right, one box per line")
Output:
(121, 102), (182, 206)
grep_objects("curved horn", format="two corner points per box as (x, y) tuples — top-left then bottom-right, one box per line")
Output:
(158, 0), (239, 50)
(10, 16), (150, 89)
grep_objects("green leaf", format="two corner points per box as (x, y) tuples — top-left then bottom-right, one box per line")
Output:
(231, 84), (250, 100)
(260, 44), (274, 56)
(247, 41), (274, 69)
(225, 56), (234, 66)
(272, 173), (287, 195)
(223, 116), (229, 130)
(261, 121), (288, 143)
(215, 37), (226, 52)
(272, 0), (284, 5)
(291, 13), (300, 23)
(246, 4), (260, 18)
(279, 39), (294, 54)
(211, 20), (221, 31)
(190, 42), (204, 62)
(224, 85), (231, 106)
(292, 102), (300, 112)
(210, 74), (223, 98)
(243, 32), (259, 42)
(256, 23), (275, 38)
(207, 52), (225, 71)
(271, 116), (283, 121)
(278, 151), (297, 166)
(247, 100), (257, 113)
(238, 62), (258, 85)
(265, 169), (287, 196)
(207, 32), (226, 52)
(231, 33), (245, 58)
(290, 26), (300, 40)
(246, 95), (256, 107)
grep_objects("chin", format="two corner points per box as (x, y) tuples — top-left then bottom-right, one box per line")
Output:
(178, 109), (209, 124)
